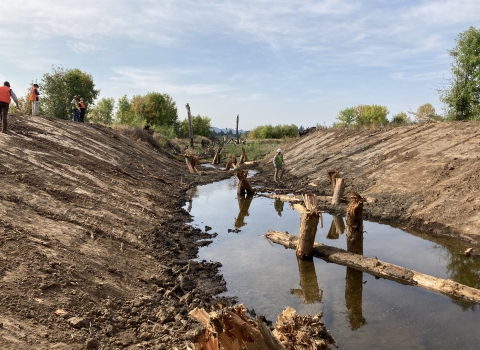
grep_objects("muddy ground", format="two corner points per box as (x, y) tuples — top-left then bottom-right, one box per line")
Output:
(0, 114), (233, 349)
(255, 121), (480, 247)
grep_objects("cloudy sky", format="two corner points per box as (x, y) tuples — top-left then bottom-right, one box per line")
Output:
(1, 0), (479, 128)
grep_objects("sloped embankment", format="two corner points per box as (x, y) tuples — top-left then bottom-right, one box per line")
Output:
(0, 114), (229, 349)
(260, 122), (480, 242)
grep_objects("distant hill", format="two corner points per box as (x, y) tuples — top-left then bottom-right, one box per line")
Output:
(211, 127), (249, 134)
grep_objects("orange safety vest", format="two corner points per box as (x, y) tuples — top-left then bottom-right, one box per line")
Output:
(0, 86), (11, 104)
(30, 86), (38, 101)
(79, 102), (85, 109)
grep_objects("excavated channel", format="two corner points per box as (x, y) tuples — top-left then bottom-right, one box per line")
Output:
(184, 172), (480, 350)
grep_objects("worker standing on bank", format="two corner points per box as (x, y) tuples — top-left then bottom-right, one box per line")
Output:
(79, 98), (86, 123)
(71, 95), (79, 121)
(29, 84), (40, 116)
(0, 81), (20, 134)
(273, 148), (284, 182)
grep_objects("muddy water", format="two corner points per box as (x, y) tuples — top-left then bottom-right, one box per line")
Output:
(185, 174), (480, 350)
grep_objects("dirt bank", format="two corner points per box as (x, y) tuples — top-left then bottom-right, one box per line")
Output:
(0, 114), (232, 349)
(255, 122), (480, 245)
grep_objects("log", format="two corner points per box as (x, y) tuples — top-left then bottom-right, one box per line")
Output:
(331, 178), (345, 205)
(264, 230), (480, 305)
(186, 103), (194, 148)
(295, 194), (322, 258)
(212, 146), (222, 165)
(327, 169), (339, 190)
(236, 170), (255, 195)
(237, 180), (245, 196)
(185, 157), (195, 174)
(266, 194), (301, 203)
(346, 192), (363, 255)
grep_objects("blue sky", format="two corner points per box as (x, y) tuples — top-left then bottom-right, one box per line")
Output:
(1, 0), (479, 129)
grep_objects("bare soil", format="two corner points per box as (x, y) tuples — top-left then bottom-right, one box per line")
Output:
(0, 114), (231, 349)
(255, 122), (480, 246)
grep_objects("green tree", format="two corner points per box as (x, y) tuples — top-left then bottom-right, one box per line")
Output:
(334, 107), (356, 127)
(115, 95), (135, 124)
(390, 112), (410, 125)
(41, 66), (99, 119)
(248, 124), (298, 139)
(88, 97), (115, 124)
(440, 26), (480, 120)
(357, 105), (389, 125)
(142, 92), (178, 127)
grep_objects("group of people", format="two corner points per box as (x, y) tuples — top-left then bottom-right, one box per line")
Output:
(71, 95), (86, 123)
(0, 80), (88, 133)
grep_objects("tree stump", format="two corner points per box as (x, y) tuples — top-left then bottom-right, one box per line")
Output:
(295, 194), (322, 258)
(346, 192), (363, 255)
(327, 170), (339, 190)
(236, 169), (255, 195)
(331, 178), (345, 205)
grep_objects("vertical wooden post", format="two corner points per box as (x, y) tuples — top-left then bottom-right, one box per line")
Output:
(185, 103), (194, 148)
(331, 178), (345, 205)
(327, 170), (339, 190)
(295, 194), (321, 258)
(346, 192), (363, 255)
(236, 114), (239, 144)
(236, 170), (255, 195)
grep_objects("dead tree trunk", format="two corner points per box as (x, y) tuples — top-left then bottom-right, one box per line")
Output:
(236, 114), (239, 144)
(237, 180), (245, 195)
(346, 192), (363, 255)
(185, 103), (194, 148)
(236, 169), (255, 195)
(331, 178), (345, 205)
(212, 146), (222, 165)
(294, 194), (322, 259)
(264, 230), (480, 305)
(327, 170), (339, 190)
(239, 145), (248, 164)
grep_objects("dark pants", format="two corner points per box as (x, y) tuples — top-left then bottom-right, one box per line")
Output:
(0, 102), (8, 133)
(79, 108), (85, 123)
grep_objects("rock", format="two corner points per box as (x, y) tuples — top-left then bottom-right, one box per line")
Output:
(156, 309), (173, 324)
(205, 226), (212, 231)
(133, 299), (144, 307)
(179, 275), (195, 291)
(85, 338), (100, 349)
(68, 317), (88, 329)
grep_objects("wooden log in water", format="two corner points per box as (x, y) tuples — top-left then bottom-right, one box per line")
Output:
(295, 194), (322, 258)
(346, 192), (363, 255)
(263, 230), (480, 304)
(236, 169), (255, 195)
(331, 178), (345, 205)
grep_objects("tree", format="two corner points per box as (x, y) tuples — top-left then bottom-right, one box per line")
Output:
(334, 107), (356, 127)
(390, 112), (410, 125)
(41, 66), (99, 119)
(440, 26), (480, 120)
(115, 95), (135, 124)
(357, 105), (389, 126)
(142, 92), (178, 127)
(88, 97), (115, 124)
(409, 103), (443, 123)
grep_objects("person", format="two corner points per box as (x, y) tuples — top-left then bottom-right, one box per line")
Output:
(29, 84), (40, 116)
(71, 95), (79, 121)
(273, 148), (284, 182)
(79, 98), (86, 123)
(0, 81), (20, 133)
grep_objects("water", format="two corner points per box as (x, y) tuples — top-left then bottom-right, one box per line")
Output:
(184, 173), (480, 349)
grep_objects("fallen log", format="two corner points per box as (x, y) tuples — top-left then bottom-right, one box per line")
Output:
(235, 169), (255, 195)
(265, 194), (302, 203)
(263, 230), (480, 304)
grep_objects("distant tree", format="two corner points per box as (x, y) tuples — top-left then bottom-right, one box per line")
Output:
(179, 115), (212, 137)
(115, 95), (135, 124)
(142, 92), (178, 128)
(41, 66), (99, 119)
(409, 103), (443, 123)
(334, 107), (356, 127)
(248, 124), (298, 139)
(440, 26), (480, 120)
(390, 112), (410, 125)
(357, 105), (389, 126)
(88, 97), (115, 124)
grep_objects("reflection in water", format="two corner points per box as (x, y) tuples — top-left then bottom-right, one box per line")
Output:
(234, 194), (254, 229)
(327, 216), (345, 240)
(291, 257), (323, 304)
(274, 199), (284, 217)
(345, 267), (367, 330)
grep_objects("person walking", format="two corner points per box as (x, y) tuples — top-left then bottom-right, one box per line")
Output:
(0, 81), (20, 133)
(29, 84), (40, 115)
(273, 148), (284, 182)
(79, 98), (86, 123)
(71, 95), (80, 121)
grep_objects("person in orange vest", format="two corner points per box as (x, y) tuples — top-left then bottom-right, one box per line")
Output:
(29, 84), (40, 116)
(0, 81), (20, 134)
(79, 98), (86, 123)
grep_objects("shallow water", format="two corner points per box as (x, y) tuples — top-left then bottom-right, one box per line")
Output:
(184, 173), (480, 349)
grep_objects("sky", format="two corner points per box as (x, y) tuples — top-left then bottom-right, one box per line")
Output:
(1, 0), (479, 129)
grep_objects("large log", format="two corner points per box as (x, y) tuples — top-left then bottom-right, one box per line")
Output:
(295, 194), (322, 258)
(236, 169), (255, 195)
(263, 230), (480, 305)
(331, 178), (345, 205)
